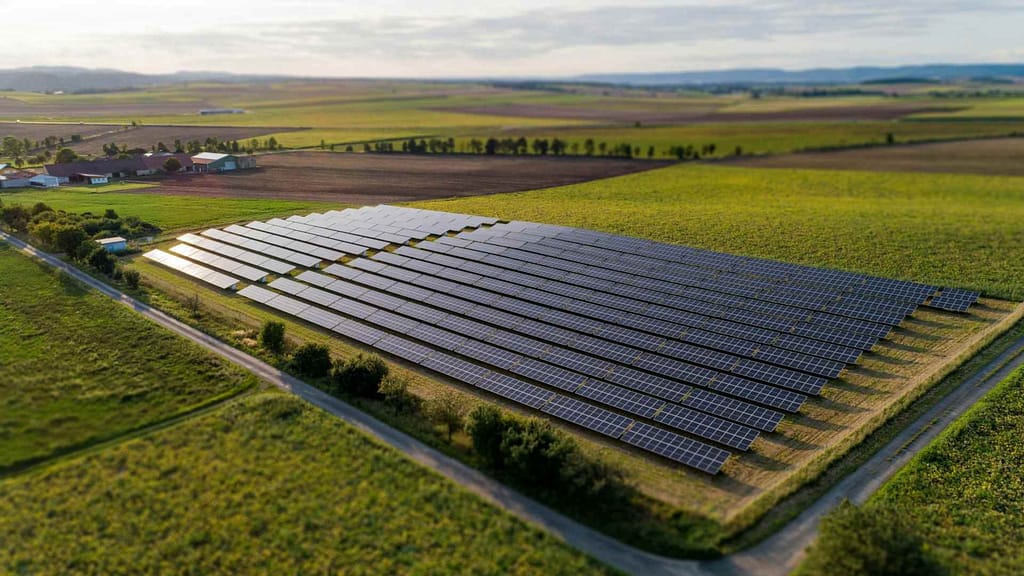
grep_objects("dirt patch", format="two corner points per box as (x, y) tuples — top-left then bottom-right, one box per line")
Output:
(724, 136), (1024, 176)
(68, 125), (301, 156)
(139, 152), (671, 203)
(444, 103), (964, 125)
(0, 95), (212, 118)
(0, 121), (123, 143)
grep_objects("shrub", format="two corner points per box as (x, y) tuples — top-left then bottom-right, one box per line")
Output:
(87, 246), (116, 275)
(73, 240), (100, 262)
(331, 353), (388, 397)
(379, 374), (419, 414)
(123, 268), (141, 289)
(290, 343), (332, 379)
(801, 500), (946, 576)
(259, 321), (286, 354)
(427, 390), (468, 441)
(466, 405), (510, 469)
(54, 225), (87, 255)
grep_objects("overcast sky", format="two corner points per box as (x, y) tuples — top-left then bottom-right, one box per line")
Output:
(5, 0), (1023, 77)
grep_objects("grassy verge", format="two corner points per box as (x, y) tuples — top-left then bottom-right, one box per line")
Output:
(0, 392), (616, 575)
(0, 184), (340, 234)
(0, 242), (254, 472)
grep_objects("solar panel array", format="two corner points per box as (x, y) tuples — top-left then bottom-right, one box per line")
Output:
(145, 205), (981, 474)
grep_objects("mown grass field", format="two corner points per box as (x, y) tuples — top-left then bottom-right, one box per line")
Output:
(0, 243), (253, 472)
(0, 183), (341, 234)
(414, 163), (1024, 301)
(856, 365), (1024, 575)
(0, 392), (614, 575)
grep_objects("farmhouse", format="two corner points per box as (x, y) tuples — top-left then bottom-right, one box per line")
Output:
(96, 236), (128, 253)
(44, 153), (195, 181)
(0, 170), (37, 189)
(191, 152), (256, 173)
(29, 174), (60, 188)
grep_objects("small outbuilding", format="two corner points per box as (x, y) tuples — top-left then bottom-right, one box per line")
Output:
(29, 174), (60, 188)
(96, 236), (128, 253)
(0, 170), (37, 189)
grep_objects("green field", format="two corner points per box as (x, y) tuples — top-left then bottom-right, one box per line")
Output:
(0, 184), (341, 234)
(867, 365), (1024, 575)
(414, 163), (1024, 300)
(0, 243), (253, 472)
(0, 392), (613, 575)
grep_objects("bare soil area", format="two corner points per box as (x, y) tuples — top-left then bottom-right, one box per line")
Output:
(141, 152), (671, 203)
(0, 121), (123, 143)
(725, 136), (1024, 176)
(68, 125), (300, 156)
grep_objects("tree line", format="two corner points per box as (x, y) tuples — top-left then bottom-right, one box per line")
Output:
(357, 136), (741, 160)
(0, 200), (154, 287)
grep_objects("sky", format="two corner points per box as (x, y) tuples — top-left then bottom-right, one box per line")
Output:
(3, 0), (1023, 77)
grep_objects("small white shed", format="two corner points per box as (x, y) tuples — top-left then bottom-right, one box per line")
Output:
(97, 236), (128, 253)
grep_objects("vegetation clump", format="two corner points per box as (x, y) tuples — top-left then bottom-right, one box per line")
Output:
(330, 352), (389, 397)
(289, 343), (332, 379)
(259, 320), (286, 354)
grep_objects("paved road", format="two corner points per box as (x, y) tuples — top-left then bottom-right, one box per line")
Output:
(4, 230), (1023, 576)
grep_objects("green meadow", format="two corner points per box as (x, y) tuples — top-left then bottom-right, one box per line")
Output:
(0, 392), (614, 575)
(0, 243), (253, 472)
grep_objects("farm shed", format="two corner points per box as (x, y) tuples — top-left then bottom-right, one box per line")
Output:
(0, 170), (37, 189)
(191, 152), (256, 173)
(76, 173), (109, 185)
(96, 236), (128, 253)
(46, 158), (143, 180)
(141, 153), (194, 174)
(29, 174), (60, 188)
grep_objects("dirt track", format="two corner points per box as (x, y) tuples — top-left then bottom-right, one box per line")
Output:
(444, 103), (964, 125)
(143, 152), (671, 203)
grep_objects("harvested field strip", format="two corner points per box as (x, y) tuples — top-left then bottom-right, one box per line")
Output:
(725, 136), (1024, 177)
(140, 152), (671, 203)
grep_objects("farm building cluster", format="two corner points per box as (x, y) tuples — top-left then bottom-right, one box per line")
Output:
(0, 152), (256, 189)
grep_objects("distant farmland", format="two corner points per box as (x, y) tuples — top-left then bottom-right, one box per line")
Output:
(67, 125), (302, 156)
(0, 121), (123, 143)
(726, 136), (1024, 177)
(147, 152), (671, 203)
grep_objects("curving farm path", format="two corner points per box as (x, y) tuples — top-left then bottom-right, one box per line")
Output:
(4, 230), (1023, 576)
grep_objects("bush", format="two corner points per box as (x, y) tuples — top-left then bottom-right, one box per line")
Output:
(290, 343), (332, 379)
(54, 225), (87, 255)
(73, 240), (99, 262)
(427, 390), (468, 441)
(379, 374), (419, 414)
(801, 500), (946, 576)
(87, 246), (116, 275)
(466, 405), (618, 501)
(259, 321), (286, 354)
(123, 268), (141, 289)
(330, 353), (388, 397)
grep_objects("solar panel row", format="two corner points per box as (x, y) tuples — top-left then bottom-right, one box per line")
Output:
(236, 284), (729, 474)
(143, 249), (239, 290)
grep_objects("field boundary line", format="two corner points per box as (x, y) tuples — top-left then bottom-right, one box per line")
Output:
(4, 230), (1023, 576)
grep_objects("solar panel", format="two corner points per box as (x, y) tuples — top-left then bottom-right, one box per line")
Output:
(542, 395), (634, 438)
(620, 422), (730, 474)
(143, 250), (239, 290)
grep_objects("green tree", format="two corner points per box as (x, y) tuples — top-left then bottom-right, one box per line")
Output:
(428, 390), (468, 441)
(163, 157), (182, 173)
(54, 225), (87, 255)
(466, 405), (510, 469)
(330, 353), (388, 397)
(55, 147), (78, 164)
(379, 374), (418, 414)
(802, 500), (946, 576)
(123, 268), (141, 289)
(259, 321), (286, 354)
(87, 246), (116, 275)
(290, 343), (332, 379)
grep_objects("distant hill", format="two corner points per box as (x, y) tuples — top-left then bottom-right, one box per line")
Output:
(575, 64), (1024, 86)
(0, 66), (286, 93)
